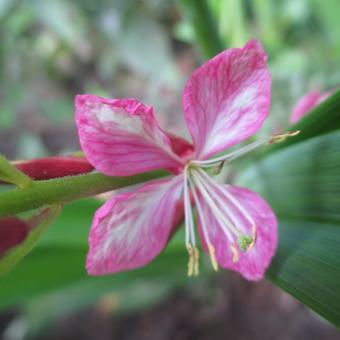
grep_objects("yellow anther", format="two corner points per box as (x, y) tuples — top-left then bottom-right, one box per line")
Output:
(269, 130), (300, 144)
(208, 243), (219, 271)
(187, 245), (194, 277)
(187, 245), (200, 277)
(230, 244), (239, 263)
(193, 246), (200, 276)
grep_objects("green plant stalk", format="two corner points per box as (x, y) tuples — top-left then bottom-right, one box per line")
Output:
(0, 171), (168, 218)
(0, 154), (32, 188)
(177, 0), (224, 58)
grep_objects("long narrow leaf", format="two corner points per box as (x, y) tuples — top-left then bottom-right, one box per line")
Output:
(239, 130), (340, 326)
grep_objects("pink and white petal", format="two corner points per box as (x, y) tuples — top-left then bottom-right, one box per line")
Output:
(290, 90), (333, 124)
(197, 185), (277, 281)
(86, 176), (184, 275)
(183, 39), (271, 159)
(75, 94), (183, 176)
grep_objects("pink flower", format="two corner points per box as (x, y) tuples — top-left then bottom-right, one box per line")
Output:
(75, 40), (281, 281)
(290, 90), (333, 124)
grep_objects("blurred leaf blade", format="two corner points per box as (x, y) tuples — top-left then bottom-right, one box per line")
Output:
(239, 130), (340, 326)
(268, 220), (340, 327)
(0, 244), (190, 310)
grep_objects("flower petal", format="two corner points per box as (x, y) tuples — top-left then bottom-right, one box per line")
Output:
(197, 184), (277, 281)
(75, 94), (183, 176)
(86, 176), (184, 275)
(183, 39), (271, 159)
(290, 90), (333, 124)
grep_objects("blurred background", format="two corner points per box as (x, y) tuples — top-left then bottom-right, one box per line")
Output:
(0, 0), (340, 339)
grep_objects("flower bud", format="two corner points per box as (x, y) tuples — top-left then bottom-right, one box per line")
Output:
(0, 217), (29, 257)
(12, 156), (94, 181)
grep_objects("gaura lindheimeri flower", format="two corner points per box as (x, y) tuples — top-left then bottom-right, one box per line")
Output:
(75, 40), (292, 281)
(290, 89), (334, 124)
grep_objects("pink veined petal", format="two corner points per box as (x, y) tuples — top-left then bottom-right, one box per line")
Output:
(86, 176), (184, 275)
(183, 39), (271, 159)
(75, 94), (184, 176)
(197, 184), (277, 281)
(290, 90), (333, 124)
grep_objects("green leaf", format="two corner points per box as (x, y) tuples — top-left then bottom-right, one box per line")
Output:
(266, 90), (340, 155)
(268, 220), (340, 327)
(239, 130), (340, 327)
(0, 205), (61, 275)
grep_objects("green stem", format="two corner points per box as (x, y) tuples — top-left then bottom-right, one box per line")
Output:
(0, 154), (32, 188)
(0, 171), (168, 217)
(177, 0), (224, 58)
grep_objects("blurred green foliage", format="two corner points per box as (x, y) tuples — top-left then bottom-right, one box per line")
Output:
(1, 0), (340, 140)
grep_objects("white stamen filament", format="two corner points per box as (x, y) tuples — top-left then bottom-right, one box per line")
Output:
(196, 168), (256, 230)
(183, 166), (200, 276)
(192, 139), (265, 167)
(194, 169), (248, 236)
(183, 167), (196, 247)
(187, 173), (218, 271)
(187, 175), (213, 245)
(192, 131), (299, 168)
(190, 170), (241, 240)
